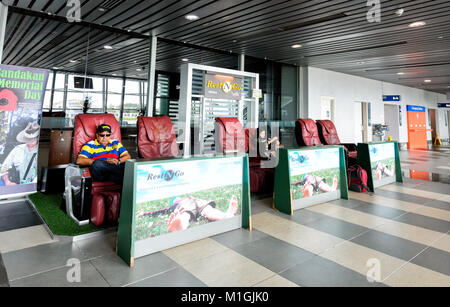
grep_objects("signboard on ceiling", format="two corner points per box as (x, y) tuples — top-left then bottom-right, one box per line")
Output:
(383, 95), (401, 102)
(0, 64), (50, 198)
(204, 73), (242, 100)
(407, 105), (426, 112)
(437, 103), (450, 108)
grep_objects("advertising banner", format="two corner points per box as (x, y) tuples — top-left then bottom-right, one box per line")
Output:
(134, 157), (243, 241)
(288, 148), (340, 201)
(204, 73), (243, 100)
(369, 143), (396, 183)
(0, 64), (50, 197)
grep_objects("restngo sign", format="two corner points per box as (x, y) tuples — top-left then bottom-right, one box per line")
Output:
(204, 73), (242, 100)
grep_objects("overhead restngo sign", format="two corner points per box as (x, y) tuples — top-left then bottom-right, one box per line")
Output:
(0, 64), (50, 198)
(204, 73), (242, 100)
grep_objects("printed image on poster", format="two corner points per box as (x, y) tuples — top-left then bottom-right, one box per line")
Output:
(134, 158), (243, 241)
(369, 143), (396, 181)
(0, 64), (50, 197)
(289, 148), (340, 200)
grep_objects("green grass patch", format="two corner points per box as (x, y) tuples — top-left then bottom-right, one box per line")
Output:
(28, 192), (109, 236)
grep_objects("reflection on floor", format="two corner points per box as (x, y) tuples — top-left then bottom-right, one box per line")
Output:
(0, 147), (448, 287)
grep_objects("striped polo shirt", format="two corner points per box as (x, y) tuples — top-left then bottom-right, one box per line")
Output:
(79, 139), (128, 160)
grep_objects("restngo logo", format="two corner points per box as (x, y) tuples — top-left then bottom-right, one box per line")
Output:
(147, 169), (184, 182)
(206, 80), (242, 93)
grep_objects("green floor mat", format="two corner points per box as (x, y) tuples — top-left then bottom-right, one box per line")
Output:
(28, 192), (109, 236)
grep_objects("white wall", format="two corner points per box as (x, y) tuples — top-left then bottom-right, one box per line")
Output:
(307, 67), (449, 144)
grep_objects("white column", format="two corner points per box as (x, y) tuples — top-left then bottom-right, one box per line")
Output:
(0, 1), (8, 64)
(238, 54), (245, 71)
(299, 66), (309, 118)
(145, 35), (157, 117)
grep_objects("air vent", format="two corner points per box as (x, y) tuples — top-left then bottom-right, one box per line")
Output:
(40, 36), (69, 51)
(279, 13), (348, 31)
(99, 0), (125, 10)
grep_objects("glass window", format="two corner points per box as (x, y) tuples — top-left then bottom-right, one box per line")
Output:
(122, 110), (139, 125)
(108, 78), (123, 94)
(43, 90), (52, 111)
(54, 73), (66, 90)
(124, 94), (140, 110)
(125, 80), (140, 95)
(52, 91), (64, 110)
(107, 93), (122, 110)
(46, 73), (54, 90)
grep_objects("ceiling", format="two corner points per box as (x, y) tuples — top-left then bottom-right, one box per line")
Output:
(1, 0), (450, 94)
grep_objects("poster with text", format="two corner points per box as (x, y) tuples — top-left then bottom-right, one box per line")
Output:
(134, 157), (243, 241)
(369, 143), (396, 181)
(0, 64), (50, 197)
(289, 148), (340, 200)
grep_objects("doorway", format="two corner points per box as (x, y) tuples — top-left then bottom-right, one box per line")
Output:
(429, 109), (437, 144)
(320, 96), (335, 121)
(384, 104), (400, 141)
(354, 102), (369, 143)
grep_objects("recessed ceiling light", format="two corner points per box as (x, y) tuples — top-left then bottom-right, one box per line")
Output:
(136, 68), (142, 72)
(291, 44), (302, 49)
(437, 35), (444, 39)
(185, 14), (199, 21)
(104, 45), (113, 50)
(182, 58), (189, 62)
(69, 60), (78, 63)
(397, 72), (405, 75)
(98, 8), (105, 12)
(52, 67), (60, 70)
(395, 8), (404, 17)
(409, 21), (426, 28)
(424, 79), (432, 83)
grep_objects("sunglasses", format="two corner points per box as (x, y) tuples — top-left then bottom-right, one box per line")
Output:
(98, 134), (111, 138)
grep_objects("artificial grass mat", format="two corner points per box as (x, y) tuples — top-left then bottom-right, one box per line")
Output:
(28, 192), (109, 236)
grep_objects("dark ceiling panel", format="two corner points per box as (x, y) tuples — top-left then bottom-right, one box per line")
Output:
(2, 0), (449, 93)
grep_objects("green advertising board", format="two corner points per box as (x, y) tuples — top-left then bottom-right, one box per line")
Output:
(273, 146), (348, 215)
(357, 141), (403, 192)
(117, 154), (251, 267)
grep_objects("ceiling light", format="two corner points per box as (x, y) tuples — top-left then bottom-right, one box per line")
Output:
(357, 61), (366, 65)
(395, 8), (404, 17)
(438, 35), (444, 39)
(409, 21), (426, 28)
(136, 68), (142, 72)
(397, 72), (405, 75)
(69, 60), (78, 63)
(424, 79), (432, 83)
(182, 58), (189, 62)
(185, 14), (199, 21)
(291, 44), (302, 49)
(104, 45), (114, 50)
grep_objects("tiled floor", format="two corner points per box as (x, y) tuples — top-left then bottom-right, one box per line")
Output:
(0, 147), (449, 287)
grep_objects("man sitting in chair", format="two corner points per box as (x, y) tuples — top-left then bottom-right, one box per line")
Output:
(76, 124), (131, 185)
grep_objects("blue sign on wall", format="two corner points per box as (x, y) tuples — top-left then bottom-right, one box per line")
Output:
(383, 95), (401, 102)
(407, 105), (426, 112)
(437, 103), (450, 108)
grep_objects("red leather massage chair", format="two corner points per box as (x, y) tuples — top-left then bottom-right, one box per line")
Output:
(73, 114), (122, 226)
(295, 118), (323, 147)
(137, 116), (179, 158)
(215, 117), (274, 194)
(316, 119), (358, 164)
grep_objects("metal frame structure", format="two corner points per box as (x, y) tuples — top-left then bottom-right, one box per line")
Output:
(179, 63), (259, 157)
